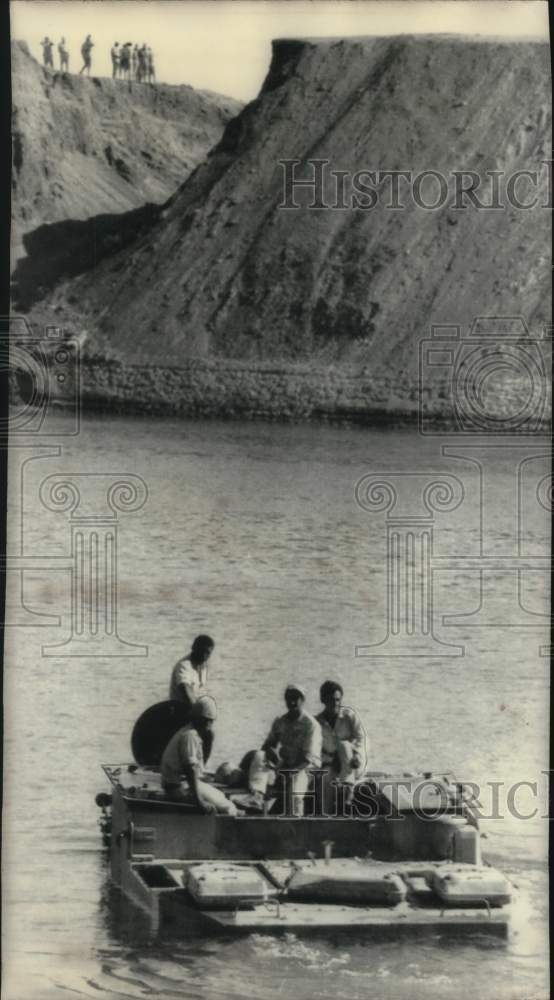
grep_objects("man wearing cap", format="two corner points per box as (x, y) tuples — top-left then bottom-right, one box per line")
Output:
(160, 696), (238, 815)
(261, 685), (322, 817)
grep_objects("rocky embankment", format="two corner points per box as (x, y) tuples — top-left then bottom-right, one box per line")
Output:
(16, 35), (552, 427)
(11, 39), (241, 256)
(72, 356), (547, 428)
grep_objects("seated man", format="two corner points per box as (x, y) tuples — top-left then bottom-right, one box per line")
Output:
(160, 696), (238, 815)
(260, 684), (322, 817)
(316, 680), (367, 815)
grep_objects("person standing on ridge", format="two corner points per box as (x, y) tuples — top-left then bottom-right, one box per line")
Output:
(137, 44), (147, 83)
(131, 45), (138, 81)
(120, 42), (131, 80)
(79, 34), (94, 75)
(58, 37), (69, 72)
(41, 37), (54, 69)
(147, 47), (155, 84)
(110, 42), (120, 79)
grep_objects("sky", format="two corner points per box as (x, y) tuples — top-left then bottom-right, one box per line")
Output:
(10, 1), (550, 100)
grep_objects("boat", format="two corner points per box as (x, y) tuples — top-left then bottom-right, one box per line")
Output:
(95, 705), (513, 936)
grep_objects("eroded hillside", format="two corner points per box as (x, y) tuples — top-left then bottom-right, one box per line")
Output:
(11, 39), (242, 238)
(17, 35), (551, 424)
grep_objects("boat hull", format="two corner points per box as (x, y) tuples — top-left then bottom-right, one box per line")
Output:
(100, 765), (511, 936)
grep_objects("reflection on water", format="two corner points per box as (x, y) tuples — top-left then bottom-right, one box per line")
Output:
(2, 413), (550, 999)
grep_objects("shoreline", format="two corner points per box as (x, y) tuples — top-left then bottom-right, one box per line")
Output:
(10, 358), (551, 432)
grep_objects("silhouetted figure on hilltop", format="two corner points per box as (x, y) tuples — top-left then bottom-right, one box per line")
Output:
(58, 37), (69, 72)
(120, 42), (131, 80)
(137, 44), (147, 83)
(41, 37), (54, 69)
(111, 42), (120, 79)
(147, 47), (155, 84)
(79, 34), (94, 75)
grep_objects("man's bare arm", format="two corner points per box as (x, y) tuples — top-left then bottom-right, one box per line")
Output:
(176, 681), (197, 705)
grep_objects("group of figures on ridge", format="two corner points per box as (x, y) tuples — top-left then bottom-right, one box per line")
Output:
(110, 42), (156, 82)
(161, 635), (368, 818)
(39, 35), (156, 82)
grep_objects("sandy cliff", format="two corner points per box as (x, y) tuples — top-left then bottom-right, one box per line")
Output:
(16, 35), (552, 424)
(11, 39), (242, 239)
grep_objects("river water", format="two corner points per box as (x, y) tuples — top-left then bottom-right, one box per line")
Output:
(2, 412), (550, 1000)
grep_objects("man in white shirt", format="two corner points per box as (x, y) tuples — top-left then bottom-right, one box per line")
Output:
(316, 680), (367, 816)
(261, 684), (322, 817)
(160, 696), (237, 815)
(169, 635), (214, 706)
(169, 634), (215, 762)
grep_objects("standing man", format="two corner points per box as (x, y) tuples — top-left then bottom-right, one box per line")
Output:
(79, 34), (94, 75)
(160, 697), (238, 814)
(316, 680), (367, 815)
(147, 47), (155, 84)
(120, 43), (131, 80)
(41, 37), (54, 69)
(261, 684), (322, 817)
(58, 38), (69, 72)
(137, 44), (147, 83)
(110, 42), (120, 79)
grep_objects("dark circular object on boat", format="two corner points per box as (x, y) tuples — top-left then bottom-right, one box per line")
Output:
(131, 700), (191, 765)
